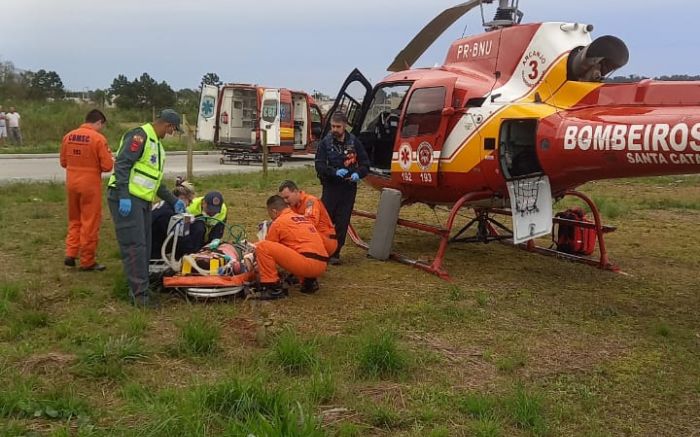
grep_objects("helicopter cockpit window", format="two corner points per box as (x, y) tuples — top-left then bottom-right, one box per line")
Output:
(359, 84), (410, 172)
(400, 87), (445, 138)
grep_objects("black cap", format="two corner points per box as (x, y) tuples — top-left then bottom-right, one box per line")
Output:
(157, 108), (181, 132)
(203, 191), (224, 216)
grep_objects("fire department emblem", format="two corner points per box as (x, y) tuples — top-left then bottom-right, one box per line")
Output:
(398, 143), (412, 171)
(417, 142), (433, 170)
(201, 96), (216, 119)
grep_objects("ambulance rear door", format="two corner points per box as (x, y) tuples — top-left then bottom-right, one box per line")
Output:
(196, 84), (219, 142)
(260, 88), (281, 146)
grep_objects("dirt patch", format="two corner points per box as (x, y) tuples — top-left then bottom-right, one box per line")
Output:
(20, 352), (76, 376)
(406, 333), (498, 390)
(523, 332), (630, 378)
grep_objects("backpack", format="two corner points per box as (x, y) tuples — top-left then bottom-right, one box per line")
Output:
(553, 207), (596, 256)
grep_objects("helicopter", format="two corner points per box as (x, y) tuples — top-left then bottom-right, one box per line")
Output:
(321, 0), (700, 279)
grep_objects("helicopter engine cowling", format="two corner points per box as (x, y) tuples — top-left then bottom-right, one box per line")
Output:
(567, 35), (629, 82)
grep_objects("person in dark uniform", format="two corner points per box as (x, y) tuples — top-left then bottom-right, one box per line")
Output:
(150, 178), (196, 259)
(107, 109), (186, 307)
(314, 112), (370, 265)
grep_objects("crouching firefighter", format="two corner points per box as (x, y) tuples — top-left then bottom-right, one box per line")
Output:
(252, 195), (328, 299)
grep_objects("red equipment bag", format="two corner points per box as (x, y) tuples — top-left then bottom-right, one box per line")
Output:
(554, 207), (596, 256)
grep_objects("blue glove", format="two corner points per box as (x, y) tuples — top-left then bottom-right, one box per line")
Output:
(350, 172), (360, 182)
(335, 168), (349, 178)
(174, 199), (186, 213)
(118, 198), (131, 217)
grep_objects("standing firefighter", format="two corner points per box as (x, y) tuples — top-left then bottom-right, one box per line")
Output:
(60, 109), (114, 271)
(314, 112), (369, 264)
(107, 109), (186, 306)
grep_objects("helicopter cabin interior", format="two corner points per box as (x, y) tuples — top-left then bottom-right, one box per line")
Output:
(498, 119), (543, 179)
(356, 83), (412, 175)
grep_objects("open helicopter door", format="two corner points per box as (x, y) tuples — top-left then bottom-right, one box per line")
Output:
(394, 77), (456, 187)
(506, 176), (553, 244)
(321, 68), (373, 137)
(261, 88), (281, 146)
(196, 84), (219, 142)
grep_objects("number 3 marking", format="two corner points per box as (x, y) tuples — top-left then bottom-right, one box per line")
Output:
(528, 60), (539, 80)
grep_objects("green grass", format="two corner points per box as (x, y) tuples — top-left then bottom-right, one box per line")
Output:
(356, 330), (409, 379)
(504, 386), (547, 435)
(0, 170), (699, 435)
(457, 392), (499, 419)
(472, 417), (504, 437)
(270, 328), (320, 375)
(0, 373), (91, 423)
(76, 335), (147, 379)
(307, 371), (336, 404)
(176, 314), (220, 357)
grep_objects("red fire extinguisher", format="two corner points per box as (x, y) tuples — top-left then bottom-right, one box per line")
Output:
(221, 111), (229, 124)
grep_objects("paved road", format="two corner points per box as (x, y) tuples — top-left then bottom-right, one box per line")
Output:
(0, 152), (315, 183)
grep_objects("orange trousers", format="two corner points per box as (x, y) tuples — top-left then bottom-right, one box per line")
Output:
(256, 240), (327, 284)
(65, 175), (103, 267)
(322, 236), (338, 260)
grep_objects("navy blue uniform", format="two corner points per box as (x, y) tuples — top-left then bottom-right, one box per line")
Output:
(314, 132), (370, 259)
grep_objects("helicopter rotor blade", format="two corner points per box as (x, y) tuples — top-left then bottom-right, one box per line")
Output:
(387, 0), (484, 72)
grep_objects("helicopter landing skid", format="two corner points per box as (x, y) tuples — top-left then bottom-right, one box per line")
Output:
(349, 190), (619, 280)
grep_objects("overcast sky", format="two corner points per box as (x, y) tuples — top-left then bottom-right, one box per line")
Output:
(1, 0), (698, 95)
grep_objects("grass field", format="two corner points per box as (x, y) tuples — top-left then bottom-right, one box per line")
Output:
(0, 169), (698, 436)
(0, 100), (209, 154)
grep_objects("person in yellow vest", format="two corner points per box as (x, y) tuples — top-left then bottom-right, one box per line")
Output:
(107, 109), (185, 307)
(180, 191), (228, 255)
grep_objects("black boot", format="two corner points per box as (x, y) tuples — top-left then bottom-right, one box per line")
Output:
(254, 282), (288, 300)
(300, 278), (319, 294)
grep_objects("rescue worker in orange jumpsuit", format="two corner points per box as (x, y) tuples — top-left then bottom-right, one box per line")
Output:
(253, 195), (328, 299)
(278, 179), (337, 258)
(60, 109), (114, 271)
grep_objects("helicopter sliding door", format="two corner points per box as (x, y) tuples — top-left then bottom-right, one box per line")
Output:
(393, 77), (456, 187)
(321, 68), (373, 139)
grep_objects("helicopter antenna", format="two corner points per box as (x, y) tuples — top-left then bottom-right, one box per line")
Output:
(483, 0), (523, 30)
(461, 22), (469, 38)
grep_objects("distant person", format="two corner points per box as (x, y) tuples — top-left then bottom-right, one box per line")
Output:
(0, 105), (7, 146)
(314, 112), (369, 265)
(150, 178), (196, 259)
(107, 109), (186, 307)
(278, 179), (337, 259)
(6, 106), (22, 146)
(252, 195), (328, 299)
(60, 109), (114, 271)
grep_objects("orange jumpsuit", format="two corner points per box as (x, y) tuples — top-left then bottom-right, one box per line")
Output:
(256, 208), (328, 284)
(289, 191), (338, 257)
(60, 124), (113, 267)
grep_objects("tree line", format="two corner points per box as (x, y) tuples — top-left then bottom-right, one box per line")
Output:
(0, 61), (229, 117)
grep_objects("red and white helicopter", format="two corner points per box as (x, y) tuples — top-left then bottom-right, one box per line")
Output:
(323, 0), (700, 278)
